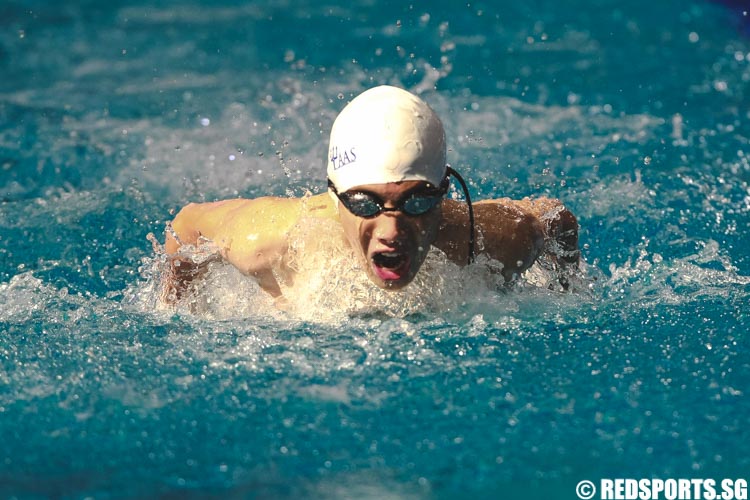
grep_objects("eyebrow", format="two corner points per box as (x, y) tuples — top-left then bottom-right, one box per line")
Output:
(349, 184), (442, 200)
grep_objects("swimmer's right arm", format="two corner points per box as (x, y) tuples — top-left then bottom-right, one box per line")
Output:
(160, 200), (234, 304)
(161, 197), (302, 301)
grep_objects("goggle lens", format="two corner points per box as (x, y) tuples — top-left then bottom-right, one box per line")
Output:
(402, 195), (442, 215)
(341, 193), (382, 217)
(337, 191), (443, 218)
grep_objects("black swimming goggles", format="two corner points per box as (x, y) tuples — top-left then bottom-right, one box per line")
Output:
(327, 166), (476, 264)
(327, 178), (448, 218)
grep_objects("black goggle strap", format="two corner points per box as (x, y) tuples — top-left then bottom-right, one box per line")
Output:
(446, 166), (476, 265)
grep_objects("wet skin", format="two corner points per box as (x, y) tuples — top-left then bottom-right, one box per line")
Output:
(335, 181), (442, 290)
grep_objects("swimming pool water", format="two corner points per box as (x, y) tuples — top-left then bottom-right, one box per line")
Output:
(1, 0), (749, 498)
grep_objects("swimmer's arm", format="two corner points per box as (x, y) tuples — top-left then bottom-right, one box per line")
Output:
(436, 197), (579, 280)
(437, 200), (545, 280)
(482, 197), (580, 268)
(162, 197), (301, 300)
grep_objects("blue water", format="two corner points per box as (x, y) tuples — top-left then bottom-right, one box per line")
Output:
(1, 0), (749, 498)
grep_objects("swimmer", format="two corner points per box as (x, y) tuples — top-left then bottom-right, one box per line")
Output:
(160, 85), (579, 303)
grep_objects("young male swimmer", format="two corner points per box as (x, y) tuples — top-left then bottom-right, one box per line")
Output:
(161, 85), (579, 303)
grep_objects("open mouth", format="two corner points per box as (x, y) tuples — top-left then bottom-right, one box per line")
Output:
(371, 251), (411, 282)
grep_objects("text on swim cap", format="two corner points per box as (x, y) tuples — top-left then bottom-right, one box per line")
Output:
(329, 146), (357, 170)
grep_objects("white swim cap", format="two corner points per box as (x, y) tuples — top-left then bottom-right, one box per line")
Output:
(327, 85), (447, 192)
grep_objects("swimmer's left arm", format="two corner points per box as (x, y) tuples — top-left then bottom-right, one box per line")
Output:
(483, 197), (580, 268)
(437, 197), (579, 280)
(472, 201), (546, 280)
(437, 199), (544, 279)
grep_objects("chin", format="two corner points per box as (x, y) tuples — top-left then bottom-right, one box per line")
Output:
(370, 277), (413, 290)
(378, 277), (412, 290)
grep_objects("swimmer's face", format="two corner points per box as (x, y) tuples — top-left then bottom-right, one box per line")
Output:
(335, 181), (443, 290)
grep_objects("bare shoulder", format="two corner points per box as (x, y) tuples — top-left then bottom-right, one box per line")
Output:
(477, 196), (576, 224)
(436, 199), (540, 276)
(168, 194), (334, 270)
(169, 197), (297, 250)
(486, 197), (580, 266)
(436, 196), (579, 279)
(162, 193), (337, 300)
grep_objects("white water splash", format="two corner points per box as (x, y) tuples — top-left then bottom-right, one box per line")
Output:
(604, 238), (750, 308)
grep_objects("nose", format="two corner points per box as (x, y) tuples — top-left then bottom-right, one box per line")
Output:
(372, 212), (405, 245)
